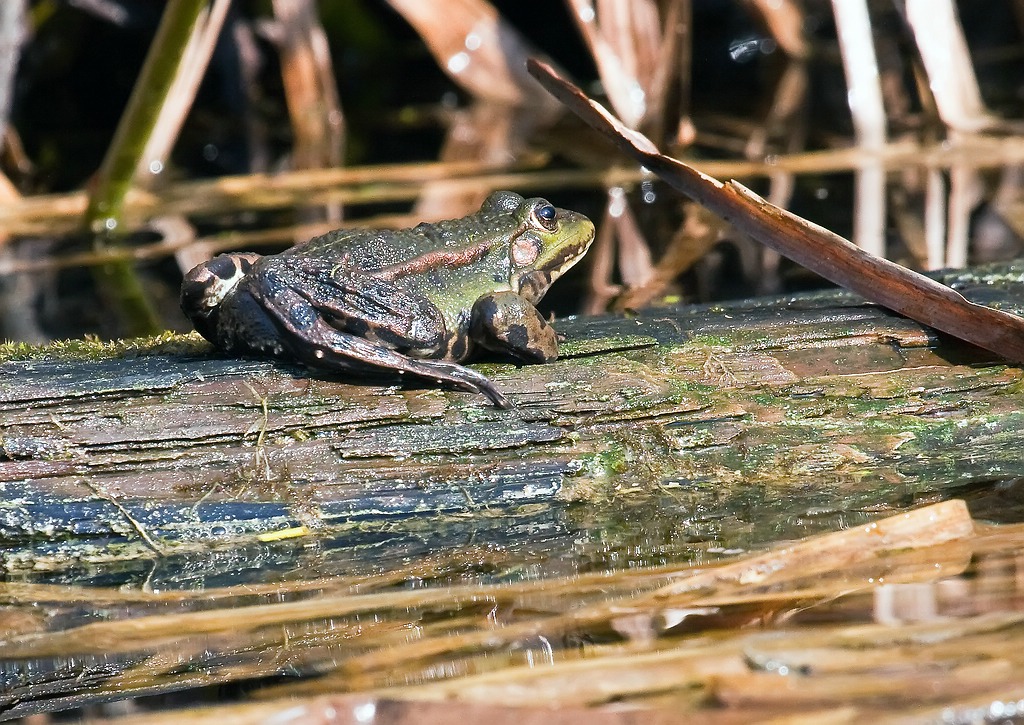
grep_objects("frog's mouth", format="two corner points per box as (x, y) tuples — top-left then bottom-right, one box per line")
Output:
(515, 213), (596, 302)
(540, 213), (596, 282)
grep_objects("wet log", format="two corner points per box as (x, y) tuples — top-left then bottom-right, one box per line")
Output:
(3, 262), (1024, 571)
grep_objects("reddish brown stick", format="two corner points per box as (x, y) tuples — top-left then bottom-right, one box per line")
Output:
(527, 58), (1024, 364)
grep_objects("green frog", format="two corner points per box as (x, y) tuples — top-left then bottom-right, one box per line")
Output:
(180, 191), (595, 408)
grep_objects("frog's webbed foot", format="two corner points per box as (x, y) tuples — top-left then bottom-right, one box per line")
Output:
(256, 284), (512, 408)
(470, 291), (559, 363)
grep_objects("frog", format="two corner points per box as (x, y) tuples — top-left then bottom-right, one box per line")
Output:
(180, 190), (595, 408)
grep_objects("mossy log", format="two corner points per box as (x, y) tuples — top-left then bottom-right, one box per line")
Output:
(4, 263), (1024, 571)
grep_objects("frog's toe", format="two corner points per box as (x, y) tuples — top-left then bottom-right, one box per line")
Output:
(415, 360), (513, 409)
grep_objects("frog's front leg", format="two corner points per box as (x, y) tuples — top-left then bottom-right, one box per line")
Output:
(252, 278), (512, 408)
(470, 291), (559, 363)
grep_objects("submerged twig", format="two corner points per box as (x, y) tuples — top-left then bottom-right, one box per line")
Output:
(80, 480), (166, 557)
(527, 58), (1024, 365)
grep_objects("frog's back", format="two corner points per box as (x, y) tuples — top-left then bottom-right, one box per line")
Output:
(283, 197), (520, 273)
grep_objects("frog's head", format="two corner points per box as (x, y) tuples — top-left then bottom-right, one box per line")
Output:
(180, 252), (261, 338)
(485, 191), (596, 304)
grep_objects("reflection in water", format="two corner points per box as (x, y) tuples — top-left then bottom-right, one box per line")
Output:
(5, 500), (1024, 722)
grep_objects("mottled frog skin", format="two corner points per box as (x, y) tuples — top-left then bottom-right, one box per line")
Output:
(180, 191), (595, 407)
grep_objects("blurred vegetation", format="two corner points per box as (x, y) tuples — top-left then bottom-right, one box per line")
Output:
(2, 0), (1024, 341)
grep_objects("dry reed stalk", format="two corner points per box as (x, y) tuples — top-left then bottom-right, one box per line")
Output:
(270, 0), (344, 189)
(377, 640), (749, 706)
(7, 136), (1024, 239)
(567, 0), (663, 131)
(93, 695), (699, 725)
(612, 205), (723, 311)
(137, 0), (231, 184)
(0, 560), (684, 659)
(384, 0), (561, 220)
(904, 0), (996, 268)
(317, 501), (973, 681)
(347, 591), (1024, 711)
(647, 499), (974, 598)
(411, 104), (526, 221)
(0, 0), (25, 155)
(744, 0), (806, 59)
(0, 502), (973, 662)
(566, 0), (665, 310)
(832, 0), (887, 257)
(714, 660), (1020, 708)
(385, 0), (555, 109)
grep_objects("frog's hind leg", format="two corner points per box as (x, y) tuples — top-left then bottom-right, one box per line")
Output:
(277, 256), (449, 355)
(256, 284), (512, 408)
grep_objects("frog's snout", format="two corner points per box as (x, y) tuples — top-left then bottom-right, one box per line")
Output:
(180, 252), (259, 318)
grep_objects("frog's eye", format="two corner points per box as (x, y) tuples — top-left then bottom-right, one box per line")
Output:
(533, 203), (558, 231)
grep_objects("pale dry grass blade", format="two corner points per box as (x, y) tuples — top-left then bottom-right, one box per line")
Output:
(566, 0), (661, 129)
(904, 0), (996, 267)
(904, 0), (995, 133)
(0, 0), (25, 154)
(924, 168), (947, 268)
(946, 162), (984, 267)
(648, 499), (973, 598)
(832, 0), (887, 257)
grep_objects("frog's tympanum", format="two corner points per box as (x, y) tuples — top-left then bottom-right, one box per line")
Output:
(180, 191), (595, 408)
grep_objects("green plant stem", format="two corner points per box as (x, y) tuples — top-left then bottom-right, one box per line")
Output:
(83, 0), (209, 336)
